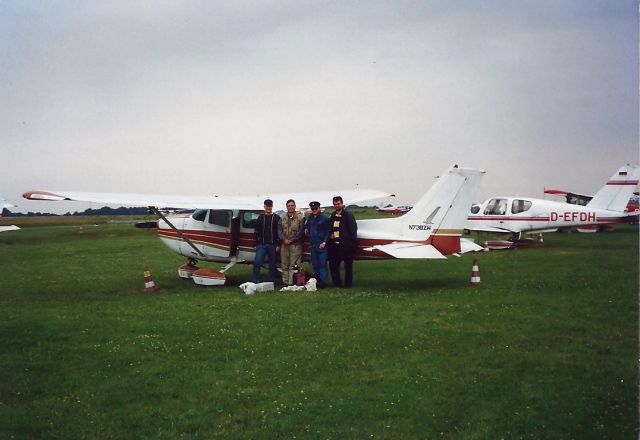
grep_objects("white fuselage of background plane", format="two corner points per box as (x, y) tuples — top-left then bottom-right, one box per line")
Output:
(466, 196), (631, 234)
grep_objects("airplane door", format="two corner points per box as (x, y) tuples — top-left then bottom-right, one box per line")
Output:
(237, 211), (261, 262)
(180, 209), (208, 258)
(511, 199), (534, 229)
(202, 210), (232, 260)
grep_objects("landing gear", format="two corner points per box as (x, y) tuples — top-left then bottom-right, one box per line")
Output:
(178, 259), (200, 279)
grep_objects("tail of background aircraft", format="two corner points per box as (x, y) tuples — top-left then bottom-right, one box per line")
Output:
(361, 165), (484, 258)
(587, 165), (640, 212)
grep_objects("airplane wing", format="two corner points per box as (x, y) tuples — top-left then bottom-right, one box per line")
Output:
(23, 189), (390, 211)
(465, 225), (515, 233)
(0, 225), (20, 233)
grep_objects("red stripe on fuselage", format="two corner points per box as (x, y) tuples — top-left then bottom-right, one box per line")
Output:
(467, 216), (549, 221)
(157, 228), (461, 259)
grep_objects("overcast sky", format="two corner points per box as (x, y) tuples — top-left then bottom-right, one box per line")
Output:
(1, 1), (638, 214)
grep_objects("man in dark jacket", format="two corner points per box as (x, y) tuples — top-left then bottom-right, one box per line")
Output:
(252, 199), (281, 283)
(305, 201), (331, 288)
(328, 196), (358, 288)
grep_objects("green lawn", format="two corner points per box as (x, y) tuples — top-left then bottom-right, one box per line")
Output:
(0, 223), (637, 438)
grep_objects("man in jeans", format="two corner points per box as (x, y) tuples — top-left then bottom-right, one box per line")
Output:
(304, 201), (330, 289)
(252, 199), (281, 284)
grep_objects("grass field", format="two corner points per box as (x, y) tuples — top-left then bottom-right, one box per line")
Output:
(0, 220), (637, 438)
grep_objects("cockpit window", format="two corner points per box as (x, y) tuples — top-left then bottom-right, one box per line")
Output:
(511, 199), (532, 214)
(192, 209), (207, 222)
(242, 211), (261, 229)
(470, 204), (481, 214)
(208, 210), (230, 227)
(484, 198), (507, 215)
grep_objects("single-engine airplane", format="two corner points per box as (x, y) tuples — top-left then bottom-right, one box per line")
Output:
(376, 203), (412, 214)
(466, 164), (639, 244)
(0, 199), (19, 233)
(24, 165), (485, 286)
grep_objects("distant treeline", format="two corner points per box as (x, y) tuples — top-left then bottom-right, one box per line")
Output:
(3, 206), (149, 217)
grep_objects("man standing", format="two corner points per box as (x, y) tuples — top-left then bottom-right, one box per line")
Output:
(328, 196), (358, 288)
(252, 199), (281, 284)
(305, 201), (330, 289)
(278, 199), (305, 286)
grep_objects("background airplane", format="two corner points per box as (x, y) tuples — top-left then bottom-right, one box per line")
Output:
(0, 199), (19, 233)
(376, 203), (412, 214)
(24, 165), (485, 286)
(466, 164), (639, 242)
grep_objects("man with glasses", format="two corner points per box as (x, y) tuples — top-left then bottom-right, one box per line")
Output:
(305, 201), (330, 289)
(252, 199), (281, 284)
(278, 199), (305, 286)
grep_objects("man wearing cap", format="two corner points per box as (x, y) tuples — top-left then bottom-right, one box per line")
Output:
(304, 201), (330, 288)
(278, 199), (305, 286)
(252, 199), (281, 284)
(328, 196), (358, 288)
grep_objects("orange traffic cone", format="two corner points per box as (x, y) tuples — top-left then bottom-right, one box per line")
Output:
(470, 259), (481, 286)
(144, 266), (159, 292)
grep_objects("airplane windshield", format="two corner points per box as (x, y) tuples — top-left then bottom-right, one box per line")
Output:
(470, 204), (480, 214)
(192, 209), (207, 222)
(511, 199), (532, 214)
(484, 198), (507, 215)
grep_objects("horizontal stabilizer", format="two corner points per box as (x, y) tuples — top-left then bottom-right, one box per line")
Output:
(364, 242), (446, 259)
(460, 238), (483, 253)
(0, 225), (20, 233)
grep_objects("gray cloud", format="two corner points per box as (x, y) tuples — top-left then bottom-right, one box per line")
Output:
(1, 1), (637, 212)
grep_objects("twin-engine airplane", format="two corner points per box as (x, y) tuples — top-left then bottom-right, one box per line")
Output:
(466, 165), (639, 240)
(24, 165), (485, 286)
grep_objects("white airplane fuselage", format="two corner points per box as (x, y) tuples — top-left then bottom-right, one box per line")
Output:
(466, 196), (632, 234)
(157, 209), (464, 263)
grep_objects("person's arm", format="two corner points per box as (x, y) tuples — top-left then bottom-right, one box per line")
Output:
(274, 214), (282, 246)
(321, 216), (331, 244)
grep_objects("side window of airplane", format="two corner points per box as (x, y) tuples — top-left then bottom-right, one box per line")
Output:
(208, 210), (230, 227)
(470, 204), (481, 214)
(511, 199), (532, 214)
(192, 209), (207, 222)
(484, 198), (507, 215)
(242, 211), (261, 229)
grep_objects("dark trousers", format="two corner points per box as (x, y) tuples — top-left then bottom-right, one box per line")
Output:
(329, 245), (354, 288)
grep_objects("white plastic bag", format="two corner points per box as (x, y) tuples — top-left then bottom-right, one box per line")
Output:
(305, 278), (317, 292)
(239, 282), (257, 295)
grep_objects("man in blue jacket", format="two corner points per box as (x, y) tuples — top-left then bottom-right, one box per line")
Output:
(305, 201), (330, 289)
(252, 199), (281, 284)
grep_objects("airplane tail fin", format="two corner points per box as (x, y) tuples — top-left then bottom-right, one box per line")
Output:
(399, 165), (484, 254)
(587, 165), (640, 211)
